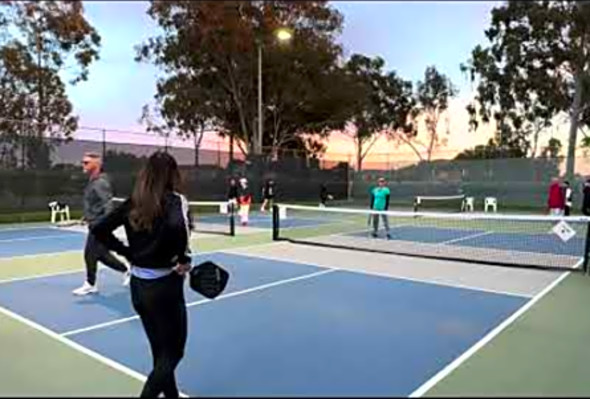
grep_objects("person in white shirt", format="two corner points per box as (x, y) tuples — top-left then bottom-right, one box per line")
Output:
(563, 180), (573, 216)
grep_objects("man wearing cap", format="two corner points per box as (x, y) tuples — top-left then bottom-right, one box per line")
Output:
(370, 177), (392, 239)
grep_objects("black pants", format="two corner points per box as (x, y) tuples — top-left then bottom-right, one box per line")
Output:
(131, 272), (187, 398)
(565, 205), (571, 216)
(85, 231), (127, 286)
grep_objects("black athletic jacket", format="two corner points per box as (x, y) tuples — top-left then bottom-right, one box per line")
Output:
(227, 184), (238, 201)
(583, 185), (590, 216)
(91, 192), (192, 269)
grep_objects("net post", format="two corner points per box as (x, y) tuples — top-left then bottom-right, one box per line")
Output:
(584, 221), (590, 274)
(272, 204), (280, 241)
(229, 202), (236, 237)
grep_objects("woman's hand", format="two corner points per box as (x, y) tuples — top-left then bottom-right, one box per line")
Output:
(173, 263), (192, 276)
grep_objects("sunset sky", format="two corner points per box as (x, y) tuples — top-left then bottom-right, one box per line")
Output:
(64, 0), (566, 166)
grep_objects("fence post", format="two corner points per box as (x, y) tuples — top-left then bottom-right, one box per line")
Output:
(102, 129), (106, 159)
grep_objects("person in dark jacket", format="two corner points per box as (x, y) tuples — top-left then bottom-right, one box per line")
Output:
(227, 177), (239, 214)
(582, 179), (590, 216)
(227, 177), (238, 204)
(92, 151), (192, 398)
(563, 180), (573, 216)
(73, 152), (129, 296)
(319, 183), (333, 207)
(260, 179), (275, 213)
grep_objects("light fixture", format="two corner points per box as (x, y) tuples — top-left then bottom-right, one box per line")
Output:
(275, 27), (293, 42)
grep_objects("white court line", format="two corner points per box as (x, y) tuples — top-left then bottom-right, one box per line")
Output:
(223, 247), (533, 299)
(61, 269), (335, 337)
(0, 304), (193, 396)
(439, 231), (495, 245)
(408, 268), (572, 398)
(0, 269), (83, 286)
(0, 224), (55, 232)
(0, 233), (83, 244)
(0, 249), (82, 262)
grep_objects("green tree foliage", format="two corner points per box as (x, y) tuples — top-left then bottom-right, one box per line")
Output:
(541, 137), (564, 160)
(413, 66), (456, 161)
(384, 66), (455, 163)
(0, 1), (100, 169)
(462, 0), (590, 177)
(136, 1), (351, 162)
(343, 54), (414, 171)
(456, 138), (531, 160)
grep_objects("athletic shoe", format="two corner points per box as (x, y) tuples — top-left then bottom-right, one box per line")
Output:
(72, 281), (97, 296)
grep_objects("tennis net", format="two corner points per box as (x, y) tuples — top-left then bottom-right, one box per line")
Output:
(113, 198), (235, 236)
(272, 204), (590, 272)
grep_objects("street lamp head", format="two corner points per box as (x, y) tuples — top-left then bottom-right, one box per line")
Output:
(275, 27), (293, 42)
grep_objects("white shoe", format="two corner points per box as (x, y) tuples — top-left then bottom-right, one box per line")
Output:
(123, 271), (131, 287)
(72, 281), (97, 296)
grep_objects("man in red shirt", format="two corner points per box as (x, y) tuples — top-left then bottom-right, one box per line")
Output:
(547, 177), (565, 216)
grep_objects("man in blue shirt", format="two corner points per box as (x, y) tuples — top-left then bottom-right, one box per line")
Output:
(370, 177), (391, 239)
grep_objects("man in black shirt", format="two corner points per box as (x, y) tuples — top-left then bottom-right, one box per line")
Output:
(260, 179), (275, 213)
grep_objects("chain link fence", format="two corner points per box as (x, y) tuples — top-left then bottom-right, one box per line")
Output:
(1, 118), (589, 220)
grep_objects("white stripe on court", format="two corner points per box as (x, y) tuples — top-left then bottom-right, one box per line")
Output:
(61, 268), (335, 337)
(0, 224), (55, 232)
(0, 304), (148, 389)
(439, 231), (495, 245)
(408, 269), (571, 397)
(0, 233), (83, 244)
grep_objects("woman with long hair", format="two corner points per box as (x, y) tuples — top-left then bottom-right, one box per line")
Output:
(92, 151), (192, 398)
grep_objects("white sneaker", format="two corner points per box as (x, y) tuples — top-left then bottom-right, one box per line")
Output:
(123, 271), (131, 287)
(72, 281), (97, 296)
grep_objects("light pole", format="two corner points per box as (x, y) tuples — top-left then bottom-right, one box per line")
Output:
(255, 27), (293, 156)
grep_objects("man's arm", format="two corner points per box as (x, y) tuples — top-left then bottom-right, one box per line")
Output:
(94, 178), (115, 215)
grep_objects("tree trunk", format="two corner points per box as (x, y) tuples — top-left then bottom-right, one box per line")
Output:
(229, 133), (234, 173)
(193, 132), (200, 167)
(566, 72), (583, 180)
(356, 137), (363, 172)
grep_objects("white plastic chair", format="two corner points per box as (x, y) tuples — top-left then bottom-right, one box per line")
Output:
(49, 201), (70, 224)
(484, 197), (498, 213)
(462, 197), (475, 212)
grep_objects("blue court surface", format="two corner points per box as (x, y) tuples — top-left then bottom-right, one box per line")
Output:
(349, 225), (585, 257)
(0, 227), (87, 258)
(0, 249), (529, 396)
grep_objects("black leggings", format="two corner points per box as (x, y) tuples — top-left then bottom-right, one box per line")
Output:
(131, 272), (187, 398)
